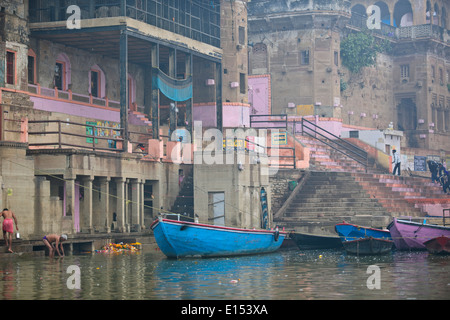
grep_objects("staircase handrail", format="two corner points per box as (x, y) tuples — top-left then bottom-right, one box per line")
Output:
(301, 117), (368, 171)
(273, 171), (311, 219)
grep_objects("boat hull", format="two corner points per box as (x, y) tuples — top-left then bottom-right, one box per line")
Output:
(388, 218), (450, 250)
(151, 218), (286, 258)
(335, 222), (391, 242)
(424, 236), (450, 254)
(292, 232), (342, 250)
(342, 237), (393, 255)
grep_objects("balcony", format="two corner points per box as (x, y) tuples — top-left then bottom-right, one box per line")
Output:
(349, 13), (449, 43)
(29, 0), (221, 48)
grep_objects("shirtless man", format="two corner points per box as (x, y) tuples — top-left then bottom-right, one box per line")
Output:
(2, 208), (18, 253)
(42, 234), (67, 258)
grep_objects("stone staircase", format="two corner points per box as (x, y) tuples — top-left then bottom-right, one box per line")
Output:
(274, 134), (449, 234)
(274, 171), (393, 234)
(170, 170), (194, 218)
(0, 239), (44, 258)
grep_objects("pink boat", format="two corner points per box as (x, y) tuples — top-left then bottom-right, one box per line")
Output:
(387, 218), (450, 250)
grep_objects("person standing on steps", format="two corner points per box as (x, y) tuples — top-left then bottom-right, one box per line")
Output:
(2, 208), (18, 253)
(428, 160), (439, 183)
(392, 149), (401, 176)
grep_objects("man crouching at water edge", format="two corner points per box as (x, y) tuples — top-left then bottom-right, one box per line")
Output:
(42, 234), (67, 258)
(2, 208), (18, 253)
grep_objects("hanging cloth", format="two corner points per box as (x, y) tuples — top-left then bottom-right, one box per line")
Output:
(152, 67), (193, 102)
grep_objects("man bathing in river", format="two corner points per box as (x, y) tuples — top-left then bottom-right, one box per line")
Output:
(42, 234), (67, 258)
(2, 208), (18, 253)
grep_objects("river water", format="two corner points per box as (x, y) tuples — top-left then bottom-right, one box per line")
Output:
(0, 247), (449, 302)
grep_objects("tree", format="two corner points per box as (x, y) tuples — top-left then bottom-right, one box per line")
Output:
(340, 31), (391, 74)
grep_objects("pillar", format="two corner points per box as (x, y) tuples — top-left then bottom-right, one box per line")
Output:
(169, 48), (177, 140)
(185, 53), (193, 142)
(120, 28), (129, 149)
(81, 176), (93, 234)
(64, 176), (76, 233)
(215, 62), (223, 132)
(115, 177), (126, 232)
(99, 177), (111, 233)
(140, 180), (145, 229)
(151, 43), (160, 139)
(130, 179), (141, 231)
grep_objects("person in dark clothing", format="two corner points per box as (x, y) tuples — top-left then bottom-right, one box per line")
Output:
(427, 160), (439, 183)
(438, 164), (450, 194)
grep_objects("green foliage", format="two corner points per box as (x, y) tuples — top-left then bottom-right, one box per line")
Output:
(447, 83), (450, 92)
(340, 31), (391, 74)
(340, 78), (348, 92)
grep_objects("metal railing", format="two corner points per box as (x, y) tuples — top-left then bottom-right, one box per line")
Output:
(28, 119), (124, 153)
(300, 117), (368, 172)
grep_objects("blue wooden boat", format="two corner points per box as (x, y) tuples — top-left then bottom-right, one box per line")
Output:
(150, 216), (287, 258)
(335, 222), (391, 242)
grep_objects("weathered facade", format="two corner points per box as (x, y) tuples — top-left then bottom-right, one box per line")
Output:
(0, 0), (263, 239)
(247, 0), (450, 151)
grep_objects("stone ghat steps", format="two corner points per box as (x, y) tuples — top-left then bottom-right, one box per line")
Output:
(296, 135), (386, 174)
(283, 171), (392, 218)
(275, 170), (447, 229)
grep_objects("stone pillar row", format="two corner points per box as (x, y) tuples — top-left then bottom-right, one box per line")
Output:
(65, 175), (145, 234)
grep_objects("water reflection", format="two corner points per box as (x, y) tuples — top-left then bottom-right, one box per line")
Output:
(0, 249), (448, 300)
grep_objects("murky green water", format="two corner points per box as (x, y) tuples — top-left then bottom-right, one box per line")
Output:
(0, 248), (449, 300)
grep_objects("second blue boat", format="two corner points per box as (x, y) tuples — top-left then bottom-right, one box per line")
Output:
(335, 221), (392, 242)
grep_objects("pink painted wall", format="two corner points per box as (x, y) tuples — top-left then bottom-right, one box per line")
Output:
(223, 103), (250, 128)
(31, 96), (120, 122)
(193, 103), (251, 128)
(248, 75), (270, 115)
(193, 103), (216, 127)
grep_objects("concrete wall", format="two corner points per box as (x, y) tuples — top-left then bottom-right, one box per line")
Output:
(194, 151), (270, 229)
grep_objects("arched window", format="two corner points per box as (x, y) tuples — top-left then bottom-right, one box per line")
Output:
(28, 48), (37, 85)
(393, 0), (413, 27)
(55, 53), (71, 91)
(252, 43), (268, 71)
(442, 7), (447, 29)
(433, 3), (440, 25)
(374, 1), (391, 25)
(89, 64), (106, 98)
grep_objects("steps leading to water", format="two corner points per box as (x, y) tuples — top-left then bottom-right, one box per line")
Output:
(274, 134), (449, 233)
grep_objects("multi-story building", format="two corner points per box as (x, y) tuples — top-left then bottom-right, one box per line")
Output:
(0, 0), (256, 238)
(247, 0), (450, 152)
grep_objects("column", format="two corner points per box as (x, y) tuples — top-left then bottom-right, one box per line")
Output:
(169, 48), (177, 139)
(130, 179), (141, 231)
(215, 62), (223, 132)
(64, 175), (76, 233)
(99, 177), (111, 233)
(140, 180), (145, 229)
(120, 28), (129, 149)
(151, 43), (160, 139)
(81, 176), (93, 234)
(115, 177), (126, 232)
(185, 53), (193, 142)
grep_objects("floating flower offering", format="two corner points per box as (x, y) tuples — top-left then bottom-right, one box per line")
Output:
(95, 242), (141, 254)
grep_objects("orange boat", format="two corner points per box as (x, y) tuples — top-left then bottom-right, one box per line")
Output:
(424, 236), (450, 254)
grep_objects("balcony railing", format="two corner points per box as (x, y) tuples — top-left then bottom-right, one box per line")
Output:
(349, 12), (448, 43)
(29, 0), (221, 48)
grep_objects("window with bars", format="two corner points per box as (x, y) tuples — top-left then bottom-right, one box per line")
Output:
(400, 64), (410, 79)
(301, 50), (310, 65)
(6, 51), (16, 85)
